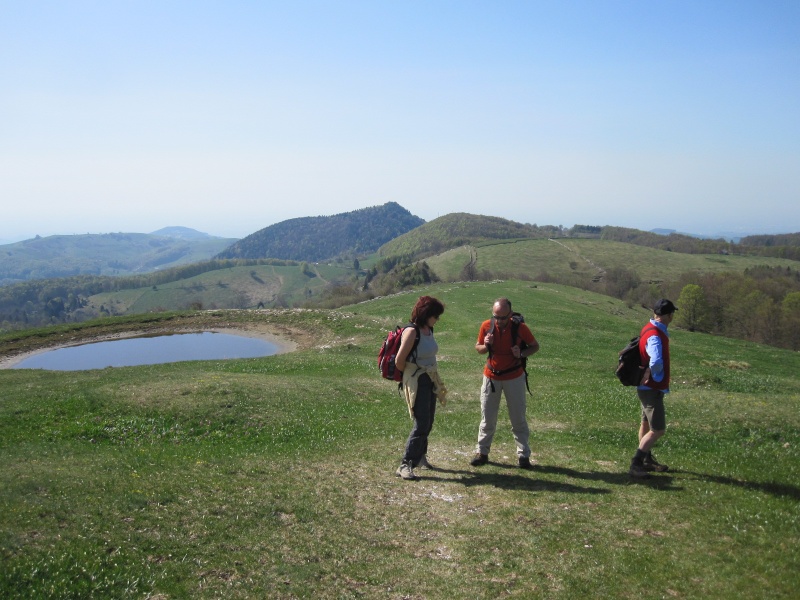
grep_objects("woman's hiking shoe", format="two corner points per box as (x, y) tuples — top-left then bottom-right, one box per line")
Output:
(470, 453), (489, 466)
(643, 453), (669, 472)
(416, 456), (434, 470)
(518, 456), (534, 470)
(629, 462), (650, 478)
(396, 462), (419, 480)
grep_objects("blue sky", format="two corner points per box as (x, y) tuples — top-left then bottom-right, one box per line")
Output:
(2, 1), (798, 242)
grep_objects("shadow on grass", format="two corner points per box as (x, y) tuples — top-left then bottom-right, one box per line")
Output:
(418, 462), (684, 493)
(680, 470), (800, 501)
(420, 462), (618, 494)
(536, 464), (682, 491)
(536, 464), (637, 484)
(416, 462), (798, 499)
(430, 468), (611, 494)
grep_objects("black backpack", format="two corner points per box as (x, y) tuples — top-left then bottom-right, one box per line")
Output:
(486, 312), (531, 394)
(615, 325), (655, 386)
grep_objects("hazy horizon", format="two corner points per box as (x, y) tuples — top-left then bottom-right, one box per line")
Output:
(2, 210), (795, 247)
(3, 2), (799, 242)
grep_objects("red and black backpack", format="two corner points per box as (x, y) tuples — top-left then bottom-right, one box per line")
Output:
(378, 323), (421, 382)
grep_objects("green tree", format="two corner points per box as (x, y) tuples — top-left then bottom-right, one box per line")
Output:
(677, 284), (709, 332)
(603, 267), (641, 300)
(300, 262), (315, 278)
(782, 291), (800, 350)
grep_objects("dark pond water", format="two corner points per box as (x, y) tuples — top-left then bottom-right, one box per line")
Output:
(12, 332), (280, 371)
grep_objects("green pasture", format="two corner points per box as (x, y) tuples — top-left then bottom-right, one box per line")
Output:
(428, 238), (799, 285)
(423, 246), (475, 281)
(1, 281), (798, 598)
(90, 263), (351, 314)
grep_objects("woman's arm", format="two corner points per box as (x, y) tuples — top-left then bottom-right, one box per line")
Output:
(394, 326), (418, 372)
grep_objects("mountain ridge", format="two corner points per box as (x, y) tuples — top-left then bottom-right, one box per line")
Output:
(216, 202), (425, 262)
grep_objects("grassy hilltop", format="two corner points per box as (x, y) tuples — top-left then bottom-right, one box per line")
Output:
(1, 281), (798, 598)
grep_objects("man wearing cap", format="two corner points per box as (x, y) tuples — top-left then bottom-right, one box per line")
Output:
(629, 299), (677, 478)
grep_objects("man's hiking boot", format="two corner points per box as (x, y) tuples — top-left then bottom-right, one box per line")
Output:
(518, 456), (534, 470)
(629, 462), (650, 479)
(470, 453), (489, 467)
(643, 453), (669, 472)
(416, 456), (434, 470)
(396, 462), (419, 481)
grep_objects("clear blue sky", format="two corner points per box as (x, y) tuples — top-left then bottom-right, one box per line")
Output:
(2, 1), (798, 242)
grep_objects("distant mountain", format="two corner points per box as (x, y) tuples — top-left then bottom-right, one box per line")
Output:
(216, 202), (425, 262)
(150, 226), (221, 240)
(0, 231), (238, 285)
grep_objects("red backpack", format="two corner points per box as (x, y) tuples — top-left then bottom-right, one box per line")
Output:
(378, 323), (421, 382)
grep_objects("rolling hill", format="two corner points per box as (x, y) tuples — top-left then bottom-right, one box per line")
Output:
(0, 229), (237, 285)
(1, 206), (799, 351)
(377, 212), (560, 258)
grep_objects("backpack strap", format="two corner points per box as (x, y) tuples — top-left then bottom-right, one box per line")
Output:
(511, 315), (521, 346)
(485, 317), (496, 358)
(397, 324), (422, 394)
(407, 323), (422, 362)
(511, 316), (532, 395)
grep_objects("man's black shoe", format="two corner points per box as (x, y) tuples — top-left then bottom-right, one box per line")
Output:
(518, 456), (534, 470)
(629, 462), (650, 478)
(643, 453), (669, 472)
(470, 453), (488, 466)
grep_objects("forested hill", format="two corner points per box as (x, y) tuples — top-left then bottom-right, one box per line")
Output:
(216, 202), (425, 262)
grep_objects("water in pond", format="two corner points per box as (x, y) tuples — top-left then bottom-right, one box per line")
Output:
(12, 332), (280, 371)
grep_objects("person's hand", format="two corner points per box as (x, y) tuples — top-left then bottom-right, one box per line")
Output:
(484, 332), (494, 345)
(511, 345), (521, 358)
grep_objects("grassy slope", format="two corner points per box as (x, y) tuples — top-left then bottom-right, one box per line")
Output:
(427, 238), (799, 284)
(1, 282), (798, 598)
(89, 262), (352, 314)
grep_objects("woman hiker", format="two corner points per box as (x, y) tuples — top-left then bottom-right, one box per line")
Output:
(394, 295), (447, 481)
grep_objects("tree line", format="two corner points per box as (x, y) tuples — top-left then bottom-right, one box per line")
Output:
(600, 227), (800, 261)
(548, 264), (800, 350)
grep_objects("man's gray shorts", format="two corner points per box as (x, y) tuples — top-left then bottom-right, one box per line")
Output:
(637, 388), (666, 431)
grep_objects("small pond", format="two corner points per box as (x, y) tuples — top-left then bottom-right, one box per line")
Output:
(12, 332), (281, 371)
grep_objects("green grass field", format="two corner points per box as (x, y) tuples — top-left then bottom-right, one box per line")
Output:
(1, 281), (798, 598)
(89, 262), (352, 314)
(432, 238), (800, 285)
